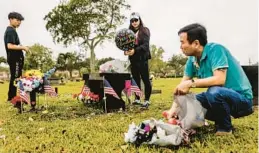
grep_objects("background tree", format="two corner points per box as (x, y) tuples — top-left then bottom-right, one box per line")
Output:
(167, 54), (188, 77)
(24, 44), (55, 72)
(0, 56), (8, 73)
(44, 0), (130, 72)
(79, 58), (91, 75)
(56, 52), (77, 78)
(96, 57), (114, 70)
(148, 45), (167, 74)
(0, 56), (6, 64)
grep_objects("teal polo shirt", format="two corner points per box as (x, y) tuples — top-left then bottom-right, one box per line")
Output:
(184, 43), (253, 99)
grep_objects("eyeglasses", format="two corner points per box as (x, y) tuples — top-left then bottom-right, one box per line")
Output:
(130, 19), (139, 23)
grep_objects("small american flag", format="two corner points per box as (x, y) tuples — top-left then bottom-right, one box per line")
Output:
(123, 80), (131, 97)
(104, 79), (120, 99)
(131, 78), (143, 97)
(80, 85), (90, 95)
(44, 85), (57, 96)
(18, 88), (30, 104)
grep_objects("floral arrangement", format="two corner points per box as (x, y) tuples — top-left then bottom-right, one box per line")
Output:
(73, 92), (100, 103)
(11, 67), (57, 105)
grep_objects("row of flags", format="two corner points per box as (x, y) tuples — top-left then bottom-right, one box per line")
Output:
(17, 78), (142, 103)
(17, 85), (57, 103)
(79, 78), (143, 100)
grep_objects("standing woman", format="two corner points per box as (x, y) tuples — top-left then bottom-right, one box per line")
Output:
(125, 12), (152, 108)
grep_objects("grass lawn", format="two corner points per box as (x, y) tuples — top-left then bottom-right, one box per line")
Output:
(0, 78), (258, 153)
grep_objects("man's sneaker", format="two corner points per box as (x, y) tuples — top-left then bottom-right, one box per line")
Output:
(141, 100), (150, 108)
(132, 99), (141, 105)
(215, 129), (232, 136)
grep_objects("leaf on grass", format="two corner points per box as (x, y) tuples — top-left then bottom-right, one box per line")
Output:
(0, 135), (6, 139)
(0, 120), (4, 126)
(29, 117), (34, 121)
(42, 110), (49, 114)
(120, 144), (128, 151)
(38, 128), (45, 131)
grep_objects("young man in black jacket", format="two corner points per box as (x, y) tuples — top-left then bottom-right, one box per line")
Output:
(4, 12), (32, 105)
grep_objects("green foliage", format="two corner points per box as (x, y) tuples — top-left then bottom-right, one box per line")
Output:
(57, 52), (91, 77)
(23, 44), (55, 72)
(167, 54), (188, 76)
(0, 79), (257, 152)
(148, 45), (167, 74)
(96, 57), (114, 69)
(57, 52), (77, 74)
(0, 66), (8, 72)
(0, 56), (6, 64)
(44, 0), (130, 72)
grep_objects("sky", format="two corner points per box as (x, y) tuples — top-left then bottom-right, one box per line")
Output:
(0, 0), (257, 65)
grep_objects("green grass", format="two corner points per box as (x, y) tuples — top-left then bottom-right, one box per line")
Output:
(0, 78), (257, 153)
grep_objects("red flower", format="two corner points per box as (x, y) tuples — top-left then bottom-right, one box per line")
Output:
(11, 96), (30, 105)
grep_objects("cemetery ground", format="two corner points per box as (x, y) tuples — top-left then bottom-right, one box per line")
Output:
(0, 78), (257, 153)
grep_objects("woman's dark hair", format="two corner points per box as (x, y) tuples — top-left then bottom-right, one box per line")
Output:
(178, 23), (207, 46)
(129, 16), (150, 37)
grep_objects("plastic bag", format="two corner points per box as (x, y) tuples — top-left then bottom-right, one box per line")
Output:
(124, 119), (184, 146)
(174, 93), (207, 129)
(99, 59), (130, 73)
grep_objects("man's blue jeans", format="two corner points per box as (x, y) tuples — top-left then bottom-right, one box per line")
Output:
(196, 86), (253, 131)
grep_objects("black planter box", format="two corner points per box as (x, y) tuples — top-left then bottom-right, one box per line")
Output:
(83, 73), (131, 112)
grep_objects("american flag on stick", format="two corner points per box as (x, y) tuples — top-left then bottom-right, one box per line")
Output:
(80, 85), (91, 96)
(80, 85), (90, 96)
(130, 78), (143, 98)
(18, 88), (30, 104)
(44, 85), (57, 96)
(123, 79), (131, 97)
(104, 79), (120, 99)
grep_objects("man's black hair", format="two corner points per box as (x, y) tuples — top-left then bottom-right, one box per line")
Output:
(178, 23), (207, 46)
(8, 12), (24, 21)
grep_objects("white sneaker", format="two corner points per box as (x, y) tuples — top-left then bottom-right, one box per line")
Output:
(132, 99), (141, 105)
(141, 100), (150, 108)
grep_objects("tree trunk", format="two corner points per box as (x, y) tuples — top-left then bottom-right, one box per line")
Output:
(90, 48), (96, 73)
(69, 70), (73, 78)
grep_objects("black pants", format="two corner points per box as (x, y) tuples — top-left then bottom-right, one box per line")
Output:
(8, 59), (23, 101)
(130, 61), (152, 101)
(8, 59), (36, 106)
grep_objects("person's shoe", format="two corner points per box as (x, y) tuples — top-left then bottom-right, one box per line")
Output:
(29, 107), (38, 113)
(132, 99), (141, 105)
(141, 100), (150, 108)
(215, 129), (232, 136)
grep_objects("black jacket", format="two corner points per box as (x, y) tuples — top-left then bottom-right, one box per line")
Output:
(129, 27), (151, 62)
(4, 26), (23, 63)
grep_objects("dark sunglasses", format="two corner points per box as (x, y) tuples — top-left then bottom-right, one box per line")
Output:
(130, 19), (139, 23)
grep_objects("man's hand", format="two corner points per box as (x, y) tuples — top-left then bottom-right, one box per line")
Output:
(173, 80), (192, 95)
(23, 46), (30, 52)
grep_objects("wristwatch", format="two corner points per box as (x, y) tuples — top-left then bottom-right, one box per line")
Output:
(191, 79), (196, 88)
